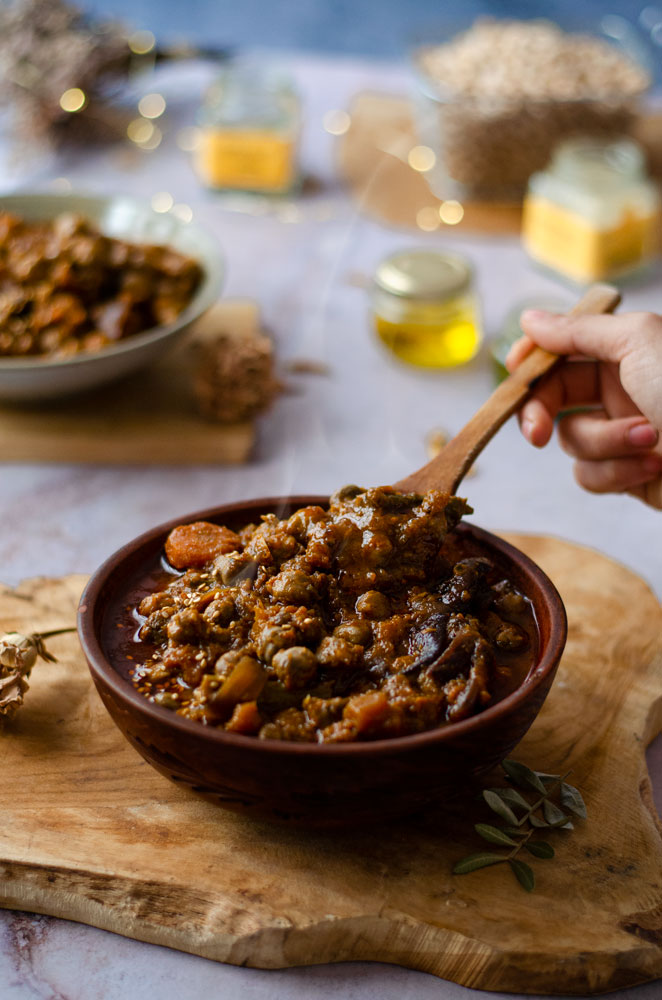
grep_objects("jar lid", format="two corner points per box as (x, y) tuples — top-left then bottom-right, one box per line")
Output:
(374, 249), (473, 301)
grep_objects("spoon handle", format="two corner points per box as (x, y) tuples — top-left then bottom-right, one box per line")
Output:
(394, 283), (622, 496)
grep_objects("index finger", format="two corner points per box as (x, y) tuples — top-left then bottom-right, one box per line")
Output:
(516, 310), (649, 365)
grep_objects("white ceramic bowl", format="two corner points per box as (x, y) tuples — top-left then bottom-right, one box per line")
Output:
(0, 192), (224, 401)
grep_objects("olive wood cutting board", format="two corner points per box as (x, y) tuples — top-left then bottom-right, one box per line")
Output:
(1, 534), (661, 996)
(0, 300), (259, 465)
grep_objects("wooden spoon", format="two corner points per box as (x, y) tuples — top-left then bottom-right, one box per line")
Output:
(394, 283), (622, 496)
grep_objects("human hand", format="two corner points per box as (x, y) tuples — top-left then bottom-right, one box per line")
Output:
(506, 309), (662, 509)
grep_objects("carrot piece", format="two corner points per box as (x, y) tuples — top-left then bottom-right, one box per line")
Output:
(225, 700), (262, 734)
(343, 691), (390, 735)
(165, 521), (241, 569)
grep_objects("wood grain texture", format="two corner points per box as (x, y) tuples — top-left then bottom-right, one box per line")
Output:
(395, 284), (621, 495)
(1, 535), (661, 995)
(0, 300), (259, 465)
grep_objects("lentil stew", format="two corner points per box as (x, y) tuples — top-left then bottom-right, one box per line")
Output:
(121, 487), (538, 743)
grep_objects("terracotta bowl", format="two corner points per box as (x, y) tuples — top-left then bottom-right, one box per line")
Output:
(78, 496), (567, 828)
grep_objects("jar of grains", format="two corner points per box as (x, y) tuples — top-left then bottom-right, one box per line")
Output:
(413, 18), (650, 200)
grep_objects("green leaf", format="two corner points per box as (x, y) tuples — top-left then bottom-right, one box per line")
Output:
(560, 782), (587, 819)
(529, 813), (549, 828)
(453, 852), (506, 875)
(491, 786), (531, 811)
(482, 789), (518, 825)
(475, 823), (518, 847)
(535, 772), (560, 784)
(509, 858), (536, 892)
(525, 840), (555, 859)
(543, 799), (573, 829)
(502, 759), (547, 795)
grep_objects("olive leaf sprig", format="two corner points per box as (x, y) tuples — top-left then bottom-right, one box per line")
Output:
(453, 758), (587, 892)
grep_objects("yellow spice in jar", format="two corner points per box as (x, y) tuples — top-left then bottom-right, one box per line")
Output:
(372, 249), (481, 368)
(196, 129), (296, 193)
(522, 138), (661, 284)
(194, 63), (300, 195)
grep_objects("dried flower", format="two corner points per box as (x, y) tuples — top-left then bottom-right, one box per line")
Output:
(193, 330), (283, 424)
(0, 0), (133, 150)
(0, 0), (229, 153)
(0, 627), (76, 719)
(0, 632), (39, 671)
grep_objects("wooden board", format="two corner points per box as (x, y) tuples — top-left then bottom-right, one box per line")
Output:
(338, 93), (662, 235)
(0, 300), (259, 465)
(1, 534), (661, 995)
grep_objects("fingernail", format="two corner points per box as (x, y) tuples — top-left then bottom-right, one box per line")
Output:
(521, 309), (554, 324)
(628, 423), (659, 448)
(504, 343), (519, 369)
(522, 417), (536, 443)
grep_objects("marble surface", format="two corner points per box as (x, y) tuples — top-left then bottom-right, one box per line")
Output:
(0, 53), (660, 1000)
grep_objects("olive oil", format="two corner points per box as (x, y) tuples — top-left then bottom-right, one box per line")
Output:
(372, 249), (481, 368)
(375, 299), (480, 368)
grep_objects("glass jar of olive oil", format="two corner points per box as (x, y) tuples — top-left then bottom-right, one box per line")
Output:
(372, 249), (481, 368)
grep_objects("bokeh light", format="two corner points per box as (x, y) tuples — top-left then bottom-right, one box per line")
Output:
(640, 6), (662, 31)
(138, 93), (166, 119)
(323, 109), (351, 135)
(439, 200), (465, 225)
(59, 88), (86, 113)
(127, 118), (154, 144)
(139, 126), (163, 151)
(151, 192), (174, 213)
(128, 30), (156, 54)
(171, 203), (193, 222)
(408, 145), (436, 172)
(416, 206), (441, 231)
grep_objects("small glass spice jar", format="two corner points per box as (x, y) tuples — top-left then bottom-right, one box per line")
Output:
(490, 295), (572, 383)
(522, 137), (661, 284)
(194, 62), (300, 195)
(371, 248), (481, 368)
